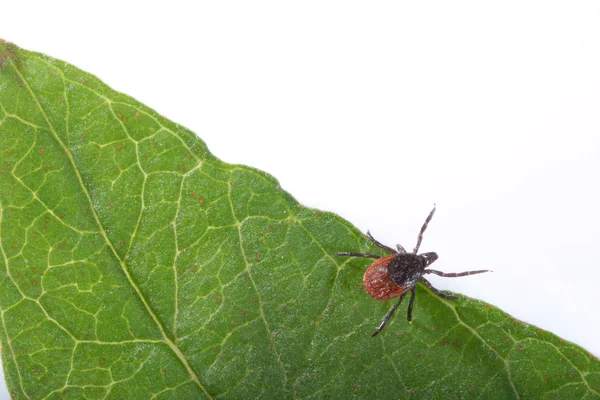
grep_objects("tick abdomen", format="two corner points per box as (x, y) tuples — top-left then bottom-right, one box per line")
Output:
(363, 255), (410, 300)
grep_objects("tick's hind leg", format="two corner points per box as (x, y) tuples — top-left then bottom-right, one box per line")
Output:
(372, 292), (407, 337)
(421, 278), (459, 300)
(366, 231), (397, 254)
(406, 287), (416, 321)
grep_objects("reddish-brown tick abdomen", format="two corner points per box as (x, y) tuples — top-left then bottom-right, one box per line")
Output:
(363, 254), (409, 300)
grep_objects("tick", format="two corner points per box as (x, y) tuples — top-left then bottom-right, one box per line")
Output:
(337, 205), (490, 337)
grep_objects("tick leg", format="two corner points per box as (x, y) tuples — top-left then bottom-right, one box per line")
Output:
(421, 277), (459, 300)
(366, 231), (396, 254)
(406, 287), (416, 321)
(372, 292), (407, 337)
(413, 205), (436, 254)
(336, 252), (381, 259)
(425, 269), (490, 277)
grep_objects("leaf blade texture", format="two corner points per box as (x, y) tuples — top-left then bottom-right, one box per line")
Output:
(1, 41), (599, 399)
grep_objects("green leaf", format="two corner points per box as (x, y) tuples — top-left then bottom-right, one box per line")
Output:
(1, 41), (599, 400)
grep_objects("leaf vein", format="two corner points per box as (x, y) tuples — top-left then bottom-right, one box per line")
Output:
(8, 54), (213, 399)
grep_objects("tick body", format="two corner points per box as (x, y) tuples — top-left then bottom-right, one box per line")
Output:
(337, 206), (489, 337)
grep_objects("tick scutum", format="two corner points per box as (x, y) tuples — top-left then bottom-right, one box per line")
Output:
(386, 253), (424, 288)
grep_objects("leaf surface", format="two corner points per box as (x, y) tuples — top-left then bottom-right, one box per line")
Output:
(1, 41), (599, 399)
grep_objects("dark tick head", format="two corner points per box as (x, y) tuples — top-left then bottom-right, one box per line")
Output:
(387, 253), (423, 287)
(387, 252), (439, 287)
(419, 252), (438, 268)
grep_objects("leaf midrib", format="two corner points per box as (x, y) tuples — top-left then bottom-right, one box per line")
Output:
(5, 50), (212, 399)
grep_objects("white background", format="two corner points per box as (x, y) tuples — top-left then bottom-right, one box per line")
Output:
(3, 1), (600, 397)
